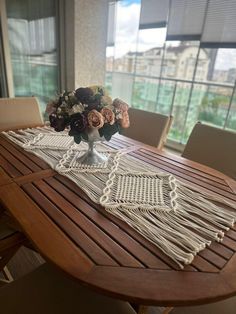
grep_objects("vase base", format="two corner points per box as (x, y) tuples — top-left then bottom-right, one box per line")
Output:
(76, 148), (108, 166)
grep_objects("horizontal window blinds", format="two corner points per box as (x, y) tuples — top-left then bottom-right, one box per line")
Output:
(107, 1), (116, 46)
(139, 0), (169, 29)
(201, 0), (236, 48)
(166, 0), (207, 41)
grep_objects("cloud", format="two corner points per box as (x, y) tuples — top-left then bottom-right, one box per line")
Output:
(215, 49), (236, 70)
(112, 2), (167, 58)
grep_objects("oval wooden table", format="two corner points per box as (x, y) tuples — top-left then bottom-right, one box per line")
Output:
(0, 131), (236, 307)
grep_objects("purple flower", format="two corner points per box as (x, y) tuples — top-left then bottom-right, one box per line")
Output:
(75, 87), (101, 110)
(70, 113), (87, 133)
(75, 87), (94, 104)
(49, 113), (67, 132)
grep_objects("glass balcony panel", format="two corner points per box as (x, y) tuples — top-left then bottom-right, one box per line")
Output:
(182, 84), (232, 143)
(168, 82), (192, 142)
(156, 80), (175, 115)
(225, 90), (236, 132)
(132, 76), (159, 112)
(111, 72), (133, 104)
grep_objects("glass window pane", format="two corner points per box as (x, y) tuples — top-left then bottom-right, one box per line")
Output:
(106, 0), (236, 145)
(112, 72), (133, 104)
(197, 85), (231, 127)
(113, 0), (141, 73)
(225, 89), (236, 131)
(6, 0), (58, 115)
(168, 82), (192, 142)
(105, 72), (112, 95)
(132, 77), (159, 112)
(106, 47), (114, 72)
(195, 48), (236, 84)
(156, 80), (176, 115)
(162, 41), (200, 80)
(135, 28), (166, 76)
(183, 84), (232, 143)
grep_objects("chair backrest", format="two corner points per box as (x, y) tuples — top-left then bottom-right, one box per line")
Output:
(0, 97), (43, 131)
(182, 122), (236, 180)
(122, 108), (173, 149)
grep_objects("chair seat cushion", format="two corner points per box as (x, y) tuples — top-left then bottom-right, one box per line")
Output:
(0, 263), (136, 314)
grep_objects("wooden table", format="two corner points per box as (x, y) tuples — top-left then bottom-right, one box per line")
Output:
(0, 131), (236, 307)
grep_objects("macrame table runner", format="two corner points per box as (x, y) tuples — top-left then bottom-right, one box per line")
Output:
(3, 127), (236, 268)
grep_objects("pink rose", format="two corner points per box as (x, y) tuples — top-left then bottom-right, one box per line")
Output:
(46, 102), (57, 115)
(100, 107), (115, 125)
(113, 98), (129, 113)
(120, 111), (130, 128)
(87, 110), (104, 129)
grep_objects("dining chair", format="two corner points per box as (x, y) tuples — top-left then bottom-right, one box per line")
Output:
(0, 97), (43, 272)
(0, 262), (136, 314)
(182, 122), (236, 180)
(122, 108), (173, 149)
(0, 97), (44, 131)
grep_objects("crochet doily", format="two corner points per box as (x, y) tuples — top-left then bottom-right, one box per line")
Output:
(23, 133), (74, 150)
(100, 173), (178, 211)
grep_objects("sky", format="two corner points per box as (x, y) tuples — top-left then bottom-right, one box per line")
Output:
(108, 0), (236, 71)
(108, 1), (166, 58)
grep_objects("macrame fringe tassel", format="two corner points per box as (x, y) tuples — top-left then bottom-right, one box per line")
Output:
(106, 184), (236, 269)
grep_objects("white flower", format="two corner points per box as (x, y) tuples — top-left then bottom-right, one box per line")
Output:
(101, 95), (113, 106)
(65, 96), (69, 101)
(72, 103), (84, 113)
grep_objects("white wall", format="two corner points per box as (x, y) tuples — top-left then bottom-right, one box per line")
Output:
(63, 0), (109, 90)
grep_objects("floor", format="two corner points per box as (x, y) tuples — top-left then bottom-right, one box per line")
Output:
(3, 246), (236, 314)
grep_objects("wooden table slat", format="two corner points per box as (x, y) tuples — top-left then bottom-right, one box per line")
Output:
(137, 149), (233, 193)
(0, 154), (22, 178)
(23, 182), (118, 266)
(130, 151), (236, 201)
(37, 179), (142, 267)
(0, 137), (42, 172)
(0, 183), (94, 277)
(54, 174), (183, 271)
(44, 176), (169, 269)
(0, 145), (32, 175)
(0, 135), (49, 170)
(112, 136), (229, 184)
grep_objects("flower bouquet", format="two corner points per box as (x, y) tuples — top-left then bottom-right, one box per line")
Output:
(46, 86), (130, 165)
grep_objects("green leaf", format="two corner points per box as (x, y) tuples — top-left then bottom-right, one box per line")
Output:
(69, 129), (78, 136)
(81, 132), (89, 141)
(74, 134), (81, 144)
(101, 123), (118, 141)
(104, 133), (112, 141)
(98, 127), (105, 137)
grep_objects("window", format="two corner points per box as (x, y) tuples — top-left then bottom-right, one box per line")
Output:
(106, 0), (236, 145)
(6, 0), (59, 115)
